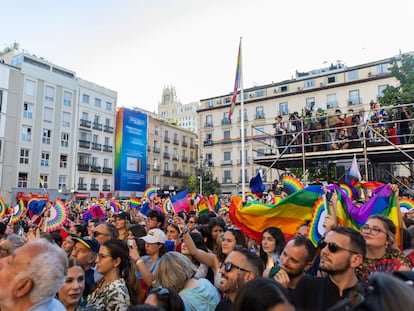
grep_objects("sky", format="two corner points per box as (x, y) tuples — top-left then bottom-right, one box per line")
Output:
(1, 0), (413, 113)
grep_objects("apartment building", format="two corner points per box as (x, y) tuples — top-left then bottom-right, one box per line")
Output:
(198, 54), (404, 194)
(0, 50), (116, 204)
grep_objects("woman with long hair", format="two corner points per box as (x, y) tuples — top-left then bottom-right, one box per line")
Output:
(88, 239), (141, 310)
(144, 286), (185, 311)
(114, 212), (132, 241)
(259, 227), (286, 277)
(356, 214), (412, 284)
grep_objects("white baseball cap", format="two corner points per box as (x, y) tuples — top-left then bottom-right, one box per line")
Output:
(140, 228), (166, 244)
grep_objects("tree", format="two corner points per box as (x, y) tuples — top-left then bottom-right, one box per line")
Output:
(380, 53), (414, 106)
(183, 169), (221, 196)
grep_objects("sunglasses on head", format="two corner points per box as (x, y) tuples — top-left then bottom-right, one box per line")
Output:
(318, 240), (359, 255)
(221, 262), (251, 273)
(150, 286), (169, 296)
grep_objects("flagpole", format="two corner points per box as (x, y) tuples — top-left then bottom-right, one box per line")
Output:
(239, 38), (245, 203)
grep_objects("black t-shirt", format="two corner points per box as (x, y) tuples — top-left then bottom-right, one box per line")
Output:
(293, 275), (359, 311)
(215, 298), (232, 311)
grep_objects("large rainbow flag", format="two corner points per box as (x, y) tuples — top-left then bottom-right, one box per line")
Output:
(229, 186), (324, 242)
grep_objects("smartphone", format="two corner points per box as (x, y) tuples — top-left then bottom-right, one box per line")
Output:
(127, 239), (134, 249)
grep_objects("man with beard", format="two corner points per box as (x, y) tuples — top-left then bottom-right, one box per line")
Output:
(272, 236), (316, 298)
(215, 246), (264, 311)
(293, 226), (366, 311)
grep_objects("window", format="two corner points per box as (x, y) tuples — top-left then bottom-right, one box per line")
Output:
(327, 76), (336, 83)
(62, 112), (71, 127)
(43, 107), (53, 122)
(348, 90), (361, 105)
(106, 101), (112, 111)
(304, 80), (315, 88)
(41, 152), (50, 166)
(254, 126), (264, 136)
(63, 91), (72, 106)
(104, 137), (110, 146)
(279, 102), (288, 115)
(255, 90), (266, 97)
(94, 98), (101, 108)
(104, 158), (110, 168)
(18, 172), (28, 188)
(82, 94), (90, 104)
(81, 112), (88, 120)
(153, 175), (159, 185)
(376, 63), (389, 74)
(306, 98), (315, 110)
(58, 176), (67, 189)
(22, 126), (32, 141)
(206, 115), (213, 127)
(348, 70), (359, 80)
(39, 175), (48, 188)
(207, 100), (214, 107)
(164, 162), (169, 171)
(60, 154), (68, 168)
(23, 102), (33, 119)
(378, 85), (388, 100)
(105, 118), (111, 126)
(25, 79), (36, 97)
(93, 134), (98, 144)
(45, 86), (54, 102)
(224, 151), (231, 161)
(154, 126), (159, 135)
(238, 109), (247, 121)
(42, 129), (51, 144)
(255, 106), (264, 119)
(224, 170), (232, 183)
(256, 148), (265, 157)
(223, 130), (231, 140)
(327, 94), (338, 109)
(61, 132), (69, 147)
(20, 148), (29, 164)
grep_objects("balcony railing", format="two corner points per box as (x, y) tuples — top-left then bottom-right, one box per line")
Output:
(79, 140), (91, 149)
(189, 158), (196, 163)
(172, 155), (179, 161)
(182, 141), (188, 147)
(90, 165), (101, 173)
(182, 156), (188, 162)
(78, 164), (90, 171)
(103, 145), (113, 152)
(91, 143), (102, 151)
(164, 137), (170, 143)
(205, 123), (214, 128)
(80, 119), (91, 128)
(221, 118), (231, 125)
(255, 113), (265, 120)
(163, 170), (171, 176)
(172, 171), (180, 177)
(90, 184), (99, 191)
(221, 160), (233, 166)
(78, 183), (87, 190)
(104, 125), (114, 133)
(222, 178), (233, 184)
(102, 167), (113, 174)
(163, 152), (170, 159)
(153, 147), (160, 153)
(102, 185), (111, 191)
(203, 140), (213, 146)
(190, 143), (196, 149)
(153, 166), (160, 171)
(238, 115), (248, 122)
(173, 139), (179, 145)
(92, 122), (103, 130)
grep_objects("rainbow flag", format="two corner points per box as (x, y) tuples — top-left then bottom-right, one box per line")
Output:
(209, 194), (220, 212)
(109, 200), (121, 213)
(198, 196), (212, 216)
(129, 197), (142, 209)
(228, 38), (241, 121)
(282, 175), (304, 195)
(230, 186), (324, 242)
(170, 190), (189, 213)
(0, 197), (5, 218)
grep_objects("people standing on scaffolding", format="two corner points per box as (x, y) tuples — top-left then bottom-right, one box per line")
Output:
(395, 104), (412, 144)
(370, 102), (389, 141)
(289, 111), (302, 153)
(327, 109), (344, 145)
(274, 115), (288, 153)
(331, 128), (350, 150)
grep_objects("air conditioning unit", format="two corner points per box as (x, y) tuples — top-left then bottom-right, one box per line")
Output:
(274, 89), (278, 93)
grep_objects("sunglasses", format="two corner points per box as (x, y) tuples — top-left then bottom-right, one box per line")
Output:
(93, 231), (109, 238)
(150, 286), (169, 296)
(318, 240), (359, 255)
(221, 262), (251, 273)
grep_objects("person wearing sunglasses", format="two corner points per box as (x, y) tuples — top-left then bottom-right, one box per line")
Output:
(356, 214), (412, 284)
(144, 286), (185, 311)
(293, 226), (366, 311)
(92, 222), (118, 245)
(216, 246), (264, 311)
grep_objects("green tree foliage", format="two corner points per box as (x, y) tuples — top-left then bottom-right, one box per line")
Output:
(183, 169), (221, 196)
(380, 54), (414, 105)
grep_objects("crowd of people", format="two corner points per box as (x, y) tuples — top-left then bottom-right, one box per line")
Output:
(274, 102), (413, 153)
(1, 184), (414, 311)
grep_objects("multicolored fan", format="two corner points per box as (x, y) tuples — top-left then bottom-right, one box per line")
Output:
(399, 198), (414, 213)
(45, 199), (68, 232)
(282, 175), (304, 194)
(10, 200), (25, 223)
(143, 186), (158, 201)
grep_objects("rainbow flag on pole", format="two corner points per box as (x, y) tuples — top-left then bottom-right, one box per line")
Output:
(228, 39), (241, 121)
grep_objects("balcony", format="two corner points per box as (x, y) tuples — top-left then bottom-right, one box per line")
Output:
(255, 113), (265, 120)
(189, 158), (196, 163)
(163, 152), (170, 159)
(153, 147), (160, 153)
(92, 122), (103, 130)
(104, 125), (114, 133)
(182, 141), (188, 147)
(173, 139), (179, 145)
(172, 171), (180, 177)
(78, 183), (88, 190)
(102, 167), (113, 174)
(238, 115), (248, 122)
(163, 170), (171, 177)
(78, 164), (90, 171)
(221, 160), (233, 166)
(222, 178), (233, 184)
(190, 143), (196, 149)
(164, 136), (170, 143)
(203, 140), (213, 146)
(90, 165), (101, 173)
(91, 143), (102, 151)
(80, 119), (91, 128)
(90, 184), (99, 191)
(153, 166), (160, 171)
(103, 145), (113, 152)
(221, 118), (231, 125)
(102, 185), (111, 191)
(79, 140), (91, 149)
(172, 154), (179, 161)
(182, 156), (188, 162)
(205, 123), (214, 128)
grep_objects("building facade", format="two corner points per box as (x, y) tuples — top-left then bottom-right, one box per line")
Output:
(198, 54), (404, 194)
(0, 50), (117, 204)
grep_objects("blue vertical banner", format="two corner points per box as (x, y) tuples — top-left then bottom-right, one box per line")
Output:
(115, 108), (148, 192)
